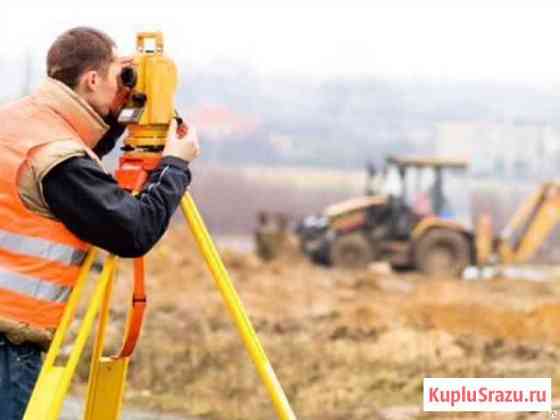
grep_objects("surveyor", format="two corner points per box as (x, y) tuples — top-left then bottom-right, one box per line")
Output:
(0, 27), (200, 419)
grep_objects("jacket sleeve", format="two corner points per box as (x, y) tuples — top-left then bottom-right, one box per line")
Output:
(42, 155), (191, 258)
(92, 114), (127, 158)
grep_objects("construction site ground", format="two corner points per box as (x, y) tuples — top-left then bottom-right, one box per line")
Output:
(74, 226), (560, 420)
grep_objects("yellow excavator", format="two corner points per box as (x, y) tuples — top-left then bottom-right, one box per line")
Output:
(297, 156), (560, 277)
(476, 181), (560, 267)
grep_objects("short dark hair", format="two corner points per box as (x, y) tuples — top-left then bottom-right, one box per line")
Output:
(47, 27), (116, 89)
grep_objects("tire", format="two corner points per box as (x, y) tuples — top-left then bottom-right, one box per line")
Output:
(414, 229), (471, 277)
(330, 233), (373, 269)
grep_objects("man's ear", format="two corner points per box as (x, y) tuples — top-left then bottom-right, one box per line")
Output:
(80, 70), (99, 93)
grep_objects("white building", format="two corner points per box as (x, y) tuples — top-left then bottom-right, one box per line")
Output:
(435, 121), (560, 178)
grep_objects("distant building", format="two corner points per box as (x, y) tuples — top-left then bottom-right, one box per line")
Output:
(435, 121), (560, 178)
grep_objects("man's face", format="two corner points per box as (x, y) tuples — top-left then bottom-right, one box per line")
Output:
(81, 48), (134, 118)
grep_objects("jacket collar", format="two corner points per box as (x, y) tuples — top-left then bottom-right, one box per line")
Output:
(33, 78), (109, 149)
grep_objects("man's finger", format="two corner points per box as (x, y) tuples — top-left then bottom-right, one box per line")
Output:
(119, 55), (136, 66)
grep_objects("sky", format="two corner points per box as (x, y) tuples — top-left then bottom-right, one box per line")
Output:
(4, 3), (560, 85)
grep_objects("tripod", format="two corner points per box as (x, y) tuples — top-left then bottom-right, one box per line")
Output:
(23, 151), (297, 420)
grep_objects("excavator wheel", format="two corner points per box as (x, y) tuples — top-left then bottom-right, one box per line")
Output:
(330, 232), (373, 269)
(414, 229), (471, 278)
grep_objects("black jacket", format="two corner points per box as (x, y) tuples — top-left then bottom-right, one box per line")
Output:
(42, 122), (191, 258)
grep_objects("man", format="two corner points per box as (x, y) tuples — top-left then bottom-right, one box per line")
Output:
(0, 27), (200, 419)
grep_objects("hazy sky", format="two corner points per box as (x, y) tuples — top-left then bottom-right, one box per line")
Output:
(5, 3), (560, 85)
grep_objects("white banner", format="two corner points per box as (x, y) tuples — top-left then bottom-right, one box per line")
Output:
(423, 378), (551, 412)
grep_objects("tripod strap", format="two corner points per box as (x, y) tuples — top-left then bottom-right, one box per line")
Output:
(118, 257), (146, 358)
(113, 155), (159, 359)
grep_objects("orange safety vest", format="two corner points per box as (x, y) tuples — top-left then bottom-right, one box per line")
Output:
(0, 78), (108, 340)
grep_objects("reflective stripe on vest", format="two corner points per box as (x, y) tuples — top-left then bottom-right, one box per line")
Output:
(0, 228), (86, 267)
(0, 268), (71, 303)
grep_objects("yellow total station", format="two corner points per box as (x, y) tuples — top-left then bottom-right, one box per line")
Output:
(118, 31), (178, 149)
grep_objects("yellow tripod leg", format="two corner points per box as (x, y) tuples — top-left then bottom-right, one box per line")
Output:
(180, 193), (297, 420)
(84, 264), (130, 420)
(24, 252), (118, 420)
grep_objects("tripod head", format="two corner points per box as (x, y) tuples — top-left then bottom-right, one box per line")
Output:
(117, 31), (179, 152)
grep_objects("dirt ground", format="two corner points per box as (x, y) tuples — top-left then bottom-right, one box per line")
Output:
(74, 226), (560, 420)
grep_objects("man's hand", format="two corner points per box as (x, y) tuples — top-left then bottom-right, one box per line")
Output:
(162, 119), (201, 162)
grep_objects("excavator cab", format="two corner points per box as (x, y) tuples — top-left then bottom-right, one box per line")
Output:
(385, 156), (468, 215)
(380, 157), (470, 239)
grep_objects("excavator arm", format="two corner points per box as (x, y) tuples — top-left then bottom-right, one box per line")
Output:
(497, 182), (560, 264)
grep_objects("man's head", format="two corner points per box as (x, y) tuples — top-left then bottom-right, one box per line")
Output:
(47, 27), (131, 117)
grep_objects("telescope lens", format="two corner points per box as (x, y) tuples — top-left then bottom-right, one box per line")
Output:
(120, 67), (137, 89)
